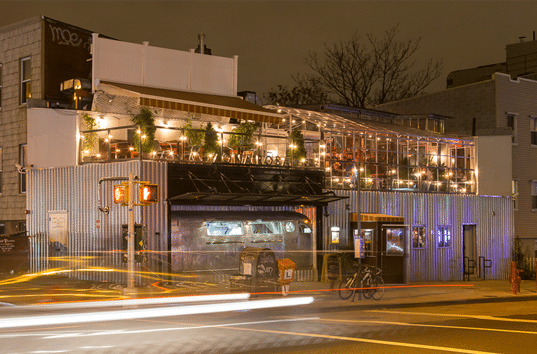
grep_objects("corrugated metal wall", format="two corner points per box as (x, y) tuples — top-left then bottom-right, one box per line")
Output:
(325, 190), (513, 281)
(27, 161), (168, 284)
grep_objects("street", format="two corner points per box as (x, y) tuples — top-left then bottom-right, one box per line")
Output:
(1, 294), (536, 353)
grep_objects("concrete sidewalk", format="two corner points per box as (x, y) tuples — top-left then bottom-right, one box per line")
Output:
(1, 273), (536, 308)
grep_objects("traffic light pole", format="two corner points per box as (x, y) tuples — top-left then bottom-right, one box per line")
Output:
(124, 172), (137, 297)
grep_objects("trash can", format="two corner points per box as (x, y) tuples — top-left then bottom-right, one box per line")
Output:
(230, 247), (278, 293)
(277, 258), (295, 296)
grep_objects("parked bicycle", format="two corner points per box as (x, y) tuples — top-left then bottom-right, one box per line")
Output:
(338, 265), (385, 301)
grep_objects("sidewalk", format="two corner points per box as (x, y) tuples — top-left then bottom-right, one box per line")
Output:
(1, 273), (536, 308)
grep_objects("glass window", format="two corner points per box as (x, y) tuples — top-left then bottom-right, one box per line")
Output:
(251, 221), (282, 235)
(20, 57), (31, 104)
(512, 180), (519, 211)
(0, 63), (3, 109)
(361, 229), (374, 256)
(437, 226), (451, 248)
(18, 221), (26, 232)
(532, 181), (537, 211)
(0, 222), (5, 234)
(412, 226), (426, 248)
(0, 147), (2, 194)
(386, 227), (404, 255)
(206, 221), (243, 236)
(531, 117), (537, 145)
(507, 114), (517, 144)
(19, 144), (27, 194)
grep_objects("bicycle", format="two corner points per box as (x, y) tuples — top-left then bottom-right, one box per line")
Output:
(338, 265), (385, 301)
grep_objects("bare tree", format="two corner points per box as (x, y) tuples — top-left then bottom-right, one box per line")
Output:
(266, 25), (443, 108)
(264, 73), (329, 106)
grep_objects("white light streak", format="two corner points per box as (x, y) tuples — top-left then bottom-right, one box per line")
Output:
(0, 296), (313, 329)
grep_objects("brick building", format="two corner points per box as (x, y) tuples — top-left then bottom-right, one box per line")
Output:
(0, 17), (93, 234)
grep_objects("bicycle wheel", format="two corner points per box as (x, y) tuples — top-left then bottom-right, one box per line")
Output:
(361, 275), (375, 299)
(372, 276), (385, 300)
(338, 277), (355, 300)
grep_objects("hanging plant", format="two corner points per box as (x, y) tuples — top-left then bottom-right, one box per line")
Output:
(82, 113), (98, 153)
(228, 122), (258, 148)
(131, 107), (156, 153)
(203, 122), (220, 156)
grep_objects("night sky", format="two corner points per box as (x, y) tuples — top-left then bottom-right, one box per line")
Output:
(2, 1), (537, 102)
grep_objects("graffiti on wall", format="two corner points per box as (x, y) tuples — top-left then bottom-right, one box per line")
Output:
(48, 25), (91, 52)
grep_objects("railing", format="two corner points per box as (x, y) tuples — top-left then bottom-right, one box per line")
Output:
(79, 125), (476, 194)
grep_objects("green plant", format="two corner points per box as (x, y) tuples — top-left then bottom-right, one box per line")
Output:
(287, 127), (307, 163)
(228, 122), (258, 148)
(203, 122), (220, 156)
(82, 113), (98, 153)
(131, 107), (156, 153)
(183, 119), (204, 146)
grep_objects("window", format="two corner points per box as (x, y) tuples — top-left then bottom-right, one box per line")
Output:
(206, 221), (243, 236)
(507, 114), (517, 144)
(437, 226), (451, 248)
(20, 57), (31, 104)
(0, 222), (4, 235)
(532, 181), (537, 211)
(412, 226), (426, 248)
(0, 147), (2, 194)
(531, 117), (537, 145)
(19, 144), (27, 194)
(386, 227), (405, 255)
(0, 63), (3, 109)
(361, 229), (374, 256)
(18, 221), (26, 232)
(512, 180), (519, 210)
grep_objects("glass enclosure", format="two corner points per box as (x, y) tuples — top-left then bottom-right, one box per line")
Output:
(78, 107), (475, 194)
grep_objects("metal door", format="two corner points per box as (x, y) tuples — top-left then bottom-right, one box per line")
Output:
(463, 224), (477, 280)
(381, 225), (407, 284)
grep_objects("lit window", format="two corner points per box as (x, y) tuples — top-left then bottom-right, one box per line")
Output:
(512, 180), (519, 211)
(206, 221), (243, 236)
(437, 226), (451, 248)
(412, 226), (426, 249)
(386, 227), (404, 255)
(20, 57), (31, 104)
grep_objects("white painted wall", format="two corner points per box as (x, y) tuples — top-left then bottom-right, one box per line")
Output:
(27, 108), (78, 168)
(92, 35), (237, 96)
(474, 135), (512, 197)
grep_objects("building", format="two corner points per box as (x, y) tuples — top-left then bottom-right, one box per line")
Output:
(379, 69), (537, 259)
(0, 16), (95, 235)
(1, 17), (514, 283)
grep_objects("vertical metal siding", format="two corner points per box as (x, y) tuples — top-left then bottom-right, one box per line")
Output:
(27, 161), (168, 285)
(325, 190), (513, 282)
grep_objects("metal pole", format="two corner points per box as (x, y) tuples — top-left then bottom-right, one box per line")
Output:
(124, 172), (137, 296)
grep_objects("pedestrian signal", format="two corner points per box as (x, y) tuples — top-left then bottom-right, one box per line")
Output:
(139, 183), (158, 203)
(113, 184), (128, 204)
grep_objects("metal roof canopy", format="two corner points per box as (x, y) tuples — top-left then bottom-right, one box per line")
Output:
(167, 191), (348, 206)
(100, 81), (283, 124)
(266, 105), (472, 143)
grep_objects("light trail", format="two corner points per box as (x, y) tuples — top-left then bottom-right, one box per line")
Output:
(0, 296), (314, 329)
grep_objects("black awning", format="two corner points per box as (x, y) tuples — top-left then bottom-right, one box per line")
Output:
(167, 192), (348, 206)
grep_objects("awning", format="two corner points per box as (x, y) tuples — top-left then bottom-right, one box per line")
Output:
(100, 81), (283, 124)
(168, 192), (348, 206)
(350, 213), (404, 223)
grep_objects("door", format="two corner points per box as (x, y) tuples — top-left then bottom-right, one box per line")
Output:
(463, 224), (477, 279)
(381, 225), (406, 284)
(48, 210), (69, 254)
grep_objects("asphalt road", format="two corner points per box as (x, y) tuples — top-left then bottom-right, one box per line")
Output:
(1, 295), (536, 354)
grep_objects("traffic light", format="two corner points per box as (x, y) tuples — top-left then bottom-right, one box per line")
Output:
(113, 184), (128, 204)
(139, 183), (158, 203)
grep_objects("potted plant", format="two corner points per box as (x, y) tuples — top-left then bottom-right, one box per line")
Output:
(203, 122), (220, 161)
(131, 107), (156, 156)
(82, 113), (98, 160)
(287, 127), (307, 165)
(228, 122), (258, 151)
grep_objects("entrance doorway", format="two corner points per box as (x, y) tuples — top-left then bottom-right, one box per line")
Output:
(463, 224), (477, 280)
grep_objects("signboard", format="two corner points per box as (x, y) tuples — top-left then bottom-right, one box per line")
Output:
(0, 234), (30, 273)
(353, 229), (364, 259)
